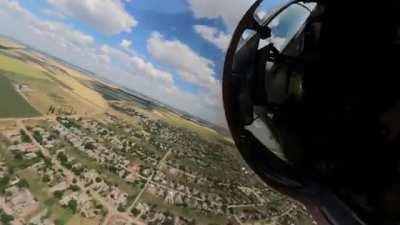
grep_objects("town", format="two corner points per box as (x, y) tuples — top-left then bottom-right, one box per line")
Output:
(0, 101), (315, 225)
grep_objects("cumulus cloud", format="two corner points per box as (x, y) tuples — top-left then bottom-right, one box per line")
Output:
(0, 1), (94, 48)
(100, 44), (175, 87)
(187, 0), (255, 31)
(147, 32), (217, 90)
(120, 39), (132, 49)
(146, 32), (226, 125)
(193, 25), (230, 52)
(42, 8), (66, 19)
(35, 21), (94, 46)
(47, 0), (137, 35)
(0, 0), (227, 126)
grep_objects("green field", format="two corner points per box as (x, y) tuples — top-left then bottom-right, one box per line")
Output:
(0, 54), (50, 81)
(0, 73), (40, 118)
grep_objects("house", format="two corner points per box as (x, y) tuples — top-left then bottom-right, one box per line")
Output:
(9, 143), (39, 153)
(29, 209), (55, 225)
(25, 152), (37, 160)
(5, 186), (39, 217)
(0, 162), (7, 177)
(49, 181), (68, 193)
(108, 186), (128, 206)
(126, 162), (140, 174)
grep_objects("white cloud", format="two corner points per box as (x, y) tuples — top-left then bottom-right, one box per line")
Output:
(146, 32), (226, 126)
(42, 8), (66, 19)
(0, 1), (94, 48)
(147, 32), (217, 90)
(120, 39), (132, 49)
(47, 0), (137, 35)
(187, 0), (255, 31)
(36, 21), (94, 46)
(100, 44), (175, 87)
(0, 0), (227, 126)
(194, 25), (230, 52)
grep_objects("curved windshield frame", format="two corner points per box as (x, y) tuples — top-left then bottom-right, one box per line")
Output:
(258, 2), (315, 51)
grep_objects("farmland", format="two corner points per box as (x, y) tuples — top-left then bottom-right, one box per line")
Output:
(0, 73), (40, 118)
(0, 49), (107, 116)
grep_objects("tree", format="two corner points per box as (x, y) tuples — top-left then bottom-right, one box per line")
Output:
(0, 176), (10, 193)
(131, 208), (140, 217)
(70, 185), (80, 192)
(57, 152), (68, 163)
(20, 129), (31, 143)
(42, 174), (51, 183)
(14, 152), (23, 160)
(0, 209), (14, 225)
(53, 190), (64, 199)
(43, 157), (53, 167)
(33, 131), (43, 143)
(117, 204), (126, 212)
(72, 167), (83, 176)
(84, 142), (95, 150)
(16, 179), (29, 188)
(54, 219), (64, 225)
(68, 199), (78, 213)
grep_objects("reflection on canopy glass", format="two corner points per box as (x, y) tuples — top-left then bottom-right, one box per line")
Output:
(259, 3), (315, 51)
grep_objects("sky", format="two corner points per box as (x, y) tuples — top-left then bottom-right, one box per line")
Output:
(0, 0), (260, 126)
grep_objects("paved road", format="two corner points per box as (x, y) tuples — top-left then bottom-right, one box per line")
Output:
(127, 148), (172, 213)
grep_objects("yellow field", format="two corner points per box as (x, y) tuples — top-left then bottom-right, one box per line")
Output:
(47, 67), (108, 111)
(0, 120), (17, 130)
(0, 47), (108, 116)
(0, 38), (231, 144)
(156, 110), (233, 144)
(0, 54), (50, 80)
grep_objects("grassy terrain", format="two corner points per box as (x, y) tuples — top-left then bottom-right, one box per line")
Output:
(44, 67), (107, 111)
(0, 141), (74, 224)
(140, 191), (228, 225)
(0, 51), (108, 116)
(159, 110), (234, 146)
(0, 54), (50, 80)
(68, 215), (100, 225)
(0, 121), (16, 130)
(17, 166), (100, 225)
(17, 169), (75, 225)
(0, 74), (40, 118)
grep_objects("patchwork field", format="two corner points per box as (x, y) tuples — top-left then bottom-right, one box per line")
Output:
(0, 48), (108, 116)
(0, 43), (231, 145)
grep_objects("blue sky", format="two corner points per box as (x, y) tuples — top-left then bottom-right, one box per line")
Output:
(0, 0), (260, 125)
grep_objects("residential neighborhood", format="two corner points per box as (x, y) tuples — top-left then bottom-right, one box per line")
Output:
(0, 102), (314, 225)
